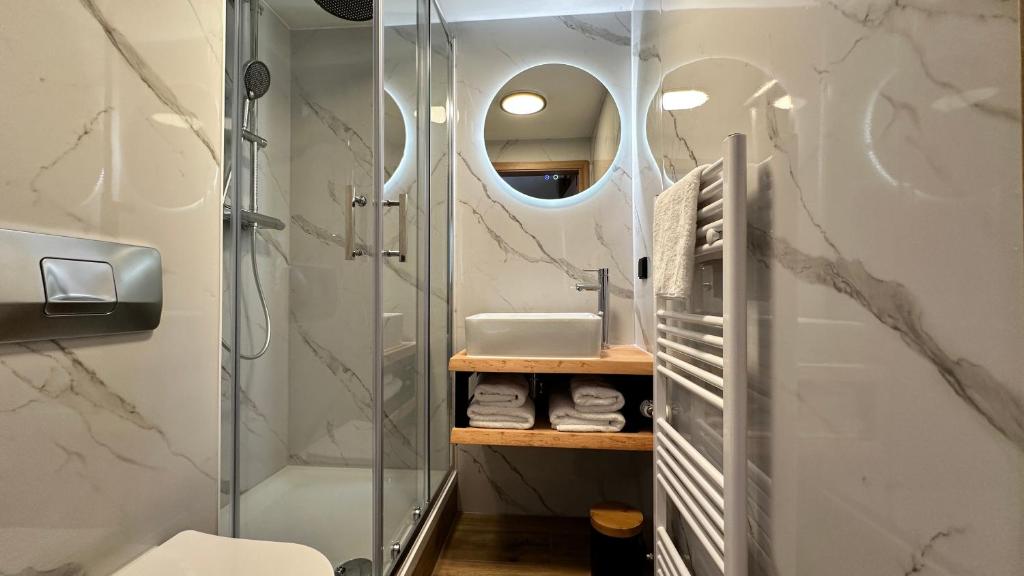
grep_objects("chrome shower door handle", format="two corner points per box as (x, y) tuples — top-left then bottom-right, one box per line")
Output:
(382, 192), (408, 262)
(345, 184), (367, 260)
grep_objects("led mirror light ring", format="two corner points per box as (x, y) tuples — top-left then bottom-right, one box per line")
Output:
(500, 91), (547, 115)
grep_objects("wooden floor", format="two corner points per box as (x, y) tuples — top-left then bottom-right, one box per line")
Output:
(431, 513), (591, 576)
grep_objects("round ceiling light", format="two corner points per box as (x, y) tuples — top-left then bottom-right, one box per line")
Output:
(663, 89), (709, 111)
(500, 92), (547, 115)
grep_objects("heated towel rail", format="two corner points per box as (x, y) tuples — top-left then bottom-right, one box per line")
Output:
(654, 133), (747, 576)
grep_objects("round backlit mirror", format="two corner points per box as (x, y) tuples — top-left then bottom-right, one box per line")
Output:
(384, 92), (405, 184)
(485, 64), (620, 201)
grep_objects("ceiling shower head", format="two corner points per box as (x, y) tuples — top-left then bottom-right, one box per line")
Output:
(314, 0), (373, 22)
(243, 60), (271, 100)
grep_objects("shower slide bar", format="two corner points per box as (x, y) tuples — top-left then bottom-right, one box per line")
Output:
(653, 133), (747, 576)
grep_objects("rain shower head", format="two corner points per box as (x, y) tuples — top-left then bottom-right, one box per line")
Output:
(314, 0), (373, 22)
(243, 60), (271, 100)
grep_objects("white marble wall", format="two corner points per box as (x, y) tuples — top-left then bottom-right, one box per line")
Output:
(453, 12), (652, 519)
(637, 2), (1024, 575)
(0, 0), (223, 573)
(453, 13), (636, 349)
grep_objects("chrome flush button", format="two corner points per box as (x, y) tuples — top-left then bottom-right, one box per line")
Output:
(41, 258), (117, 316)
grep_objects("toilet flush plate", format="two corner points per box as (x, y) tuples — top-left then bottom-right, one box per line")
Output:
(113, 531), (334, 576)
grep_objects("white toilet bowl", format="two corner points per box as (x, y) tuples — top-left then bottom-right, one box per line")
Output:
(114, 530), (334, 575)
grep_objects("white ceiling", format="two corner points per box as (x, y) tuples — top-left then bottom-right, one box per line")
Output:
(264, 0), (633, 30)
(484, 64), (613, 141)
(263, 0), (373, 29)
(437, 0), (632, 22)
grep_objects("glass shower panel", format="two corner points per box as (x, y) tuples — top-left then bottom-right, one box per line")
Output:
(228, 0), (377, 569)
(381, 0), (427, 566)
(427, 8), (452, 498)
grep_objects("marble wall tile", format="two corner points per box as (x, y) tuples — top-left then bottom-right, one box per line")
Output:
(288, 26), (378, 468)
(0, 0), (223, 573)
(452, 12), (636, 350)
(287, 24), (422, 474)
(457, 445), (651, 519)
(452, 12), (649, 519)
(639, 2), (1024, 575)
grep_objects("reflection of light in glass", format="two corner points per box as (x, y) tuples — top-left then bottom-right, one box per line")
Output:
(150, 113), (198, 129)
(500, 92), (546, 115)
(773, 95), (793, 110)
(663, 90), (708, 110)
(430, 105), (447, 124)
(864, 79), (899, 188)
(748, 80), (779, 102)
(932, 87), (998, 113)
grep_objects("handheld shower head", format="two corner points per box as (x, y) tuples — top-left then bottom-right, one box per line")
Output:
(243, 60), (271, 100)
(313, 0), (373, 22)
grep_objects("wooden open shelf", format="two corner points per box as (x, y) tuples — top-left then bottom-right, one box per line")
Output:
(451, 419), (653, 452)
(448, 345), (653, 376)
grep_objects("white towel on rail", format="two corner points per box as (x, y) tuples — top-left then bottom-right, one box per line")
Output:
(570, 376), (624, 413)
(473, 373), (529, 408)
(468, 397), (535, 430)
(549, 392), (625, 433)
(654, 164), (707, 298)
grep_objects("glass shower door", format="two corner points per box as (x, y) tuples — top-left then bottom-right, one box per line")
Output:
(427, 4), (453, 499)
(380, 0), (427, 568)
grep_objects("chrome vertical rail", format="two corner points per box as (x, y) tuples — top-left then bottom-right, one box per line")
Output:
(418, 0), (431, 509)
(229, 0), (245, 539)
(372, 0), (384, 572)
(722, 132), (748, 576)
(444, 8), (456, 486)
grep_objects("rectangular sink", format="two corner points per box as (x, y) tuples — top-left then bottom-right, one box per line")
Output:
(465, 312), (602, 358)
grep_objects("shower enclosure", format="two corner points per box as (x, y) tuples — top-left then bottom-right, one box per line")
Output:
(221, 0), (454, 573)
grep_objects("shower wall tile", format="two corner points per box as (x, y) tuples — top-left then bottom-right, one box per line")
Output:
(638, 2), (1024, 575)
(287, 25), (421, 473)
(288, 26), (378, 468)
(0, 0), (223, 573)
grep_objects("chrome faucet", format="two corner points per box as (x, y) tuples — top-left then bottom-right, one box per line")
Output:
(575, 268), (609, 348)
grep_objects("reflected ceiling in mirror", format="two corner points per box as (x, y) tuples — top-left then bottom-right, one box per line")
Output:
(485, 64), (620, 201)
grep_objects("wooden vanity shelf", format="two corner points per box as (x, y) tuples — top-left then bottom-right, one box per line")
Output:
(449, 345), (654, 452)
(448, 345), (654, 376)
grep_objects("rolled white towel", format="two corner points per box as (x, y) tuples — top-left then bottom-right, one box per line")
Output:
(468, 397), (535, 430)
(570, 376), (624, 413)
(549, 392), (625, 433)
(473, 373), (529, 408)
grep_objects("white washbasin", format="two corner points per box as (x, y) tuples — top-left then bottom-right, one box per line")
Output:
(465, 312), (602, 358)
(383, 312), (404, 350)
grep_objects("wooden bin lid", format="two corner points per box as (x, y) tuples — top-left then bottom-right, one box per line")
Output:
(590, 501), (643, 539)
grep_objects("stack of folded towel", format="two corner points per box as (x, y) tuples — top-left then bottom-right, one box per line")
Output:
(468, 373), (535, 429)
(549, 375), (626, 433)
